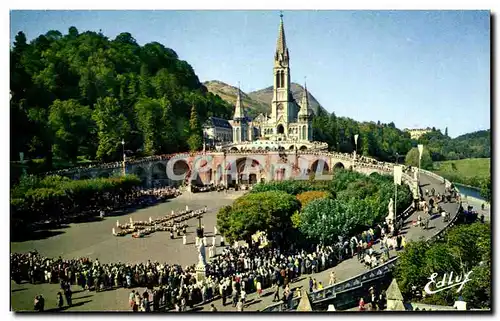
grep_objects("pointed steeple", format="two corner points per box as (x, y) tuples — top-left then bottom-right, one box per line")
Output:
(233, 82), (244, 119)
(299, 78), (311, 118)
(275, 12), (289, 62)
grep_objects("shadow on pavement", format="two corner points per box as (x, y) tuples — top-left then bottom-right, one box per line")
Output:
(73, 295), (94, 300)
(246, 299), (262, 307)
(11, 230), (66, 242)
(45, 300), (93, 312)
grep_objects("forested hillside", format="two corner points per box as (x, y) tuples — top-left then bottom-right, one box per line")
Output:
(10, 27), (490, 173)
(417, 129), (491, 161)
(312, 115), (414, 162)
(10, 28), (233, 170)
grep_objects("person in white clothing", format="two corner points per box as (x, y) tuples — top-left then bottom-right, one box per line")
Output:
(203, 236), (207, 246)
(212, 236), (216, 246)
(183, 235), (187, 245)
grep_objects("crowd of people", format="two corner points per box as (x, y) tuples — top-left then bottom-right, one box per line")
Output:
(25, 186), (181, 231)
(12, 214), (404, 312)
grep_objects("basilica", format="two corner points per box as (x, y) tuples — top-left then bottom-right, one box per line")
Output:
(204, 15), (321, 151)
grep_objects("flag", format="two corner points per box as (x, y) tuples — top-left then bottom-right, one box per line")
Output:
(417, 144), (424, 160)
(394, 165), (402, 185)
(354, 134), (359, 145)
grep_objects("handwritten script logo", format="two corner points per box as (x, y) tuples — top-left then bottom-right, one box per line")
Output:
(424, 271), (473, 295)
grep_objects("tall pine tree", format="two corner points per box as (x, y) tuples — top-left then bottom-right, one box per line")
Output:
(187, 104), (203, 152)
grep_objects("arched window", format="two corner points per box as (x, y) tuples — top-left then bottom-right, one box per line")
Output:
(302, 125), (306, 140)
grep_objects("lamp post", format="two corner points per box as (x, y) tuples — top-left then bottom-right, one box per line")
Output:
(395, 153), (399, 226)
(121, 139), (126, 176)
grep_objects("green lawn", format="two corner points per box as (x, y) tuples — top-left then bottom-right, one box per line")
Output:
(432, 158), (490, 188)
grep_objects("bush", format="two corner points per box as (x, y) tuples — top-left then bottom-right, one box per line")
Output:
(217, 191), (300, 243)
(296, 190), (330, 208)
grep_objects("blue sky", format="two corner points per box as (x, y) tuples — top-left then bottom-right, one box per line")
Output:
(10, 10), (490, 138)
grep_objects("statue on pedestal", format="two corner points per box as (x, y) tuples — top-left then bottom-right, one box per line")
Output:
(195, 242), (207, 283)
(386, 198), (395, 224)
(197, 241), (207, 266)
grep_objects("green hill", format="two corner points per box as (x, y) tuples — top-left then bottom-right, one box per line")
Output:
(432, 158), (490, 187)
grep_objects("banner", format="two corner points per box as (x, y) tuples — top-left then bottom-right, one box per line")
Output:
(354, 134), (359, 145)
(393, 165), (402, 185)
(418, 144), (424, 160)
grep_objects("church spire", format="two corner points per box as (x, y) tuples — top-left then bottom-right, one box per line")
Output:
(233, 82), (244, 119)
(299, 78), (311, 118)
(275, 12), (289, 62)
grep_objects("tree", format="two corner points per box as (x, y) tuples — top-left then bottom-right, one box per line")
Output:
(187, 104), (203, 152)
(134, 98), (164, 155)
(480, 179), (491, 203)
(159, 96), (179, 153)
(9, 26), (233, 182)
(48, 99), (93, 162)
(216, 191), (300, 243)
(299, 198), (359, 244)
(405, 146), (433, 170)
(92, 97), (131, 161)
(394, 223), (491, 309)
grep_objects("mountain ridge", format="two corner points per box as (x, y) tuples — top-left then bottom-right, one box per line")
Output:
(203, 80), (328, 119)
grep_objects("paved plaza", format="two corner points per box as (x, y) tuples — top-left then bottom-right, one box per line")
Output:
(11, 173), (483, 312)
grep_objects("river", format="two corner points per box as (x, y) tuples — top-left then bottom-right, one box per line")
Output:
(454, 182), (485, 201)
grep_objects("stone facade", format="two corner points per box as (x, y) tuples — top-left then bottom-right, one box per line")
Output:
(229, 15), (313, 146)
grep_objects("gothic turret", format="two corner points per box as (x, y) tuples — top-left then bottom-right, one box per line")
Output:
(232, 83), (247, 143)
(298, 81), (312, 119)
(233, 85), (245, 119)
(298, 80), (312, 142)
